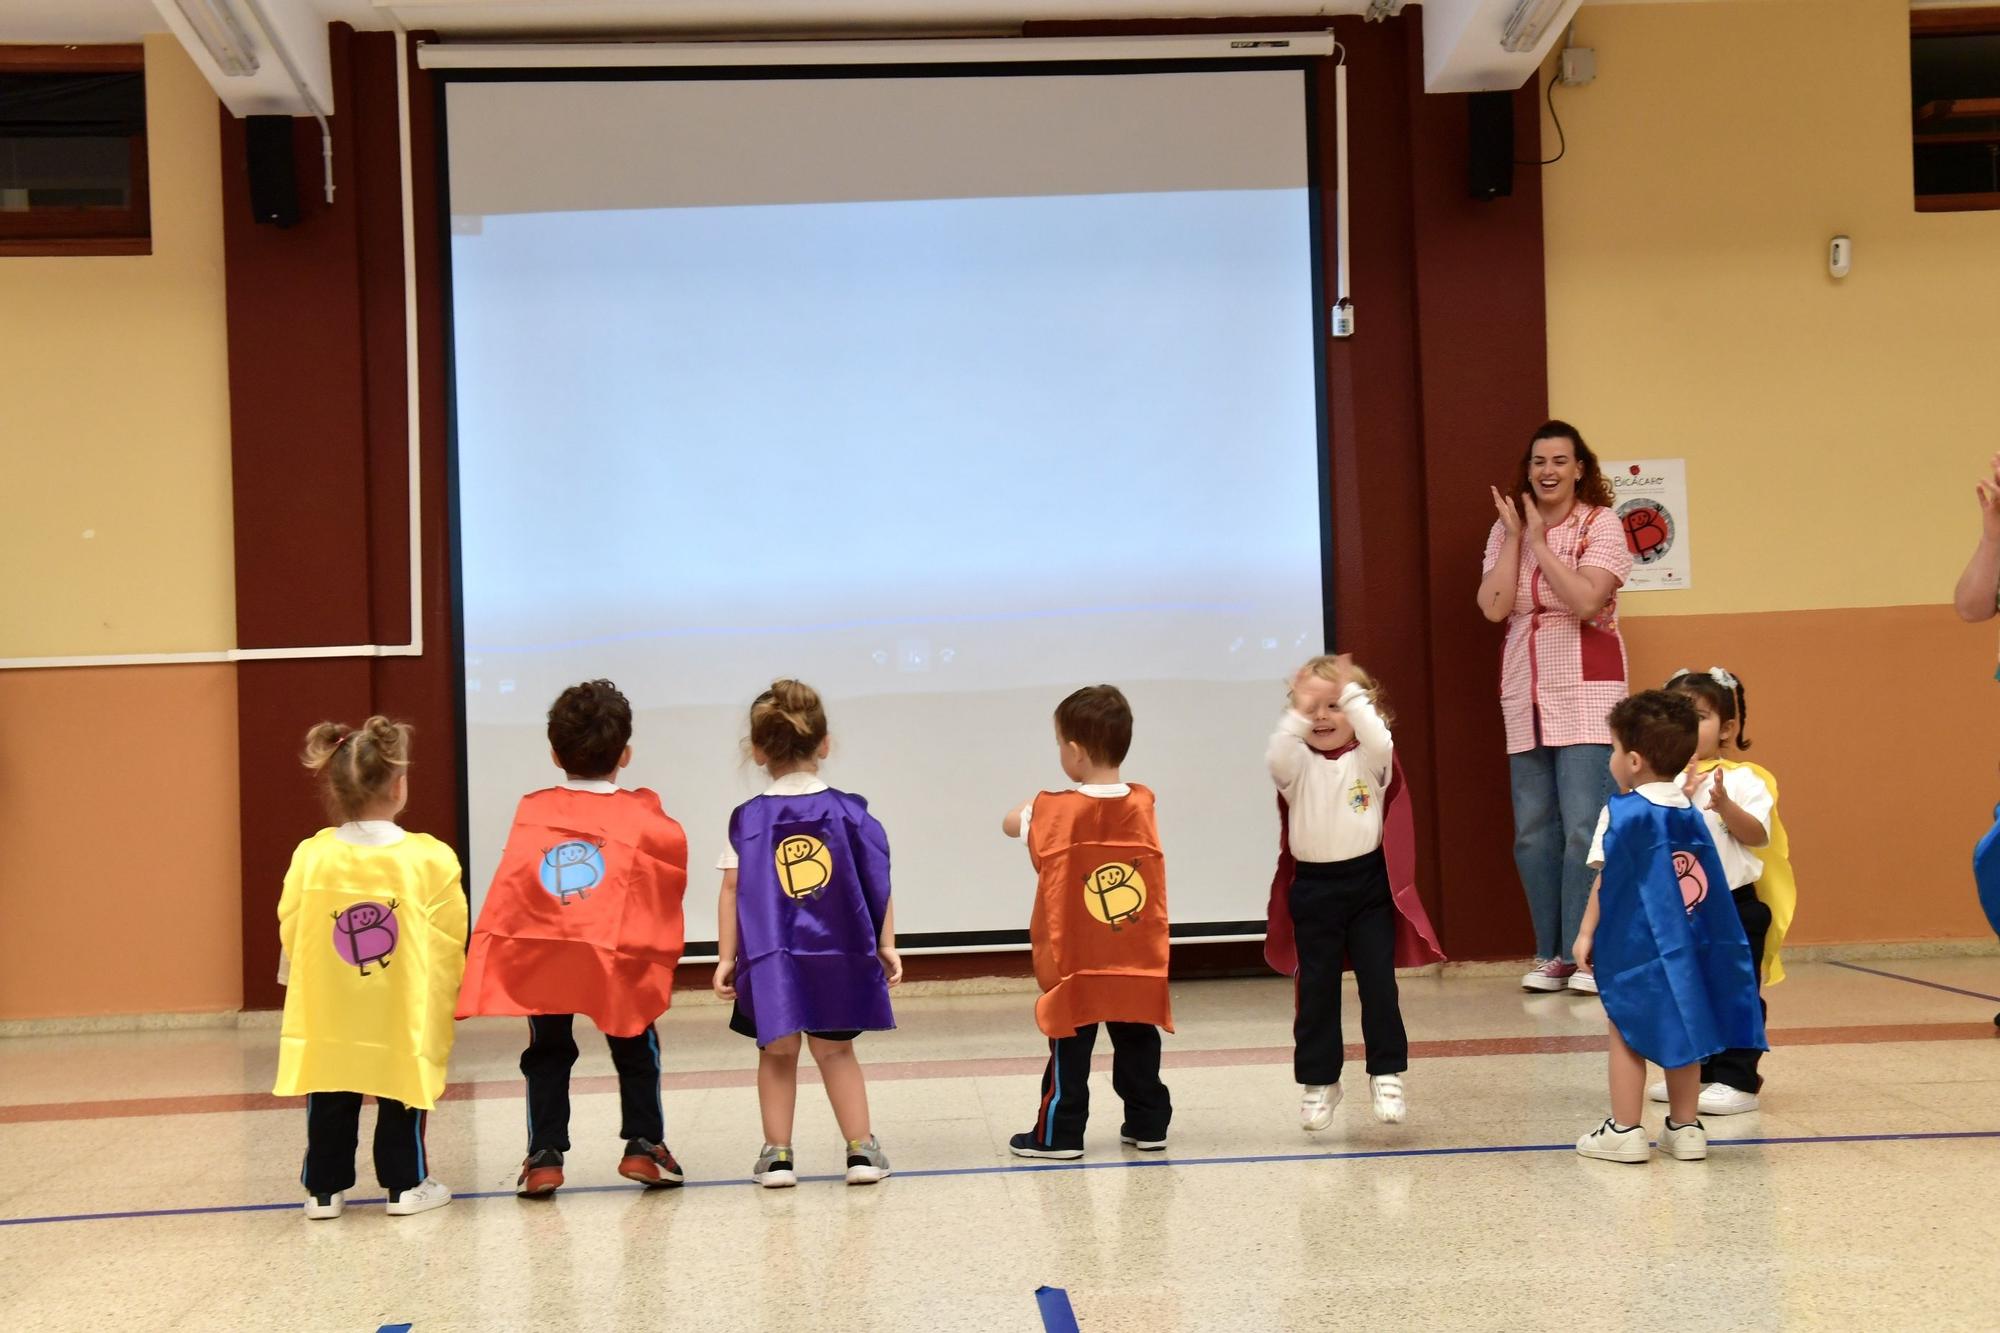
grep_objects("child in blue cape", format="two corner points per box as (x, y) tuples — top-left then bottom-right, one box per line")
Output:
(1571, 690), (1765, 1165)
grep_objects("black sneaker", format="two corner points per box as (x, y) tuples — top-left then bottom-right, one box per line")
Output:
(1118, 1126), (1167, 1152)
(1008, 1132), (1083, 1160)
(618, 1138), (685, 1189)
(517, 1148), (565, 1197)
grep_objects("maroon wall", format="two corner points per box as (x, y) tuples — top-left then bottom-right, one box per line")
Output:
(223, 19), (1547, 1007)
(223, 28), (457, 1009)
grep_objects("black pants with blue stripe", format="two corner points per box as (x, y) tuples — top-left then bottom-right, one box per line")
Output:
(1030, 1022), (1172, 1149)
(522, 1014), (664, 1154)
(302, 1092), (426, 1196)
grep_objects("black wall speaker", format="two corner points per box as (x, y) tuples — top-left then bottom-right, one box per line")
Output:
(1468, 92), (1514, 201)
(245, 115), (300, 228)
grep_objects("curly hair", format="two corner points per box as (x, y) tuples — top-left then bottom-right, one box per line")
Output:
(1512, 419), (1614, 511)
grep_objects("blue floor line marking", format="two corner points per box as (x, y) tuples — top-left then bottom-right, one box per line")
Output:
(377, 1326), (412, 1332)
(1825, 960), (2000, 1004)
(1036, 1285), (1082, 1333)
(5, 1129), (1997, 1230)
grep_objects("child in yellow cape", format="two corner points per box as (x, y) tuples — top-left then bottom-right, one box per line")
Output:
(1645, 667), (1796, 1117)
(275, 717), (467, 1220)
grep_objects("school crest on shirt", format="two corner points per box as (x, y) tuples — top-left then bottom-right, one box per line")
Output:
(1347, 779), (1372, 815)
(1083, 861), (1147, 930)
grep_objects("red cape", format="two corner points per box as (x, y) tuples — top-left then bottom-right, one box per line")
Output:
(457, 787), (688, 1037)
(1263, 749), (1444, 975)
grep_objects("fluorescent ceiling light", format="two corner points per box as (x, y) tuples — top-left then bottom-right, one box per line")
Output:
(1500, 0), (1567, 54)
(173, 0), (260, 77)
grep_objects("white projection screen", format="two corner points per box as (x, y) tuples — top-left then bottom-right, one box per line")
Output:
(441, 61), (1330, 953)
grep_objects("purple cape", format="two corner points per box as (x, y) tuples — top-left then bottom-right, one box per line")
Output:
(728, 788), (895, 1045)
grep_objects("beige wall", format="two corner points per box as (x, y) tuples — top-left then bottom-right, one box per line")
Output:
(1543, 0), (2000, 947)
(1, 34), (235, 658)
(1544, 0), (2000, 619)
(0, 37), (243, 1019)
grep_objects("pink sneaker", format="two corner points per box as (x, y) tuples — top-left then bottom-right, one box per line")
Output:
(1522, 959), (1578, 992)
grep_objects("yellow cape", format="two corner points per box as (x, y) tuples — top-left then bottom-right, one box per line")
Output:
(274, 830), (468, 1109)
(1696, 758), (1796, 985)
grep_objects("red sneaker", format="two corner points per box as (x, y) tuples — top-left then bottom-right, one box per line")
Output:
(1521, 959), (1579, 992)
(516, 1149), (564, 1197)
(618, 1138), (685, 1189)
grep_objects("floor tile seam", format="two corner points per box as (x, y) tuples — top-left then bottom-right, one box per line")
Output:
(7, 1020), (1998, 1126)
(5, 1128), (1997, 1230)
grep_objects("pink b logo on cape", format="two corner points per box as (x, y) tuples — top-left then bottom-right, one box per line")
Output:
(1670, 852), (1709, 915)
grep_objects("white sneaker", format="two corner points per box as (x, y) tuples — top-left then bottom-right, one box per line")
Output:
(1699, 1084), (1760, 1116)
(1566, 968), (1599, 995)
(1576, 1118), (1649, 1163)
(384, 1178), (451, 1216)
(1658, 1119), (1709, 1161)
(303, 1191), (345, 1220)
(1300, 1083), (1342, 1131)
(1647, 1080), (1670, 1103)
(1369, 1074), (1406, 1124)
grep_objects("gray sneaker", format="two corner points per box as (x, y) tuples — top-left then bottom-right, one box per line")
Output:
(753, 1144), (797, 1189)
(844, 1135), (890, 1185)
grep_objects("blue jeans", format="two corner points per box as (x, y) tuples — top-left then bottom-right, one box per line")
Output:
(1508, 743), (1615, 964)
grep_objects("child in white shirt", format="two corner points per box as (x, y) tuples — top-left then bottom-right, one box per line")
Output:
(1268, 654), (1410, 1129)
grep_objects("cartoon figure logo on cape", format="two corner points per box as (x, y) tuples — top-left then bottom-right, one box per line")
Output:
(1264, 748), (1444, 976)
(1085, 861), (1147, 928)
(539, 839), (605, 904)
(331, 899), (399, 976)
(1671, 850), (1710, 912)
(776, 834), (833, 900)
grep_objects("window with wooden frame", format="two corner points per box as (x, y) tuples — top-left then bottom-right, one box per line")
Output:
(0, 44), (150, 256)
(1912, 8), (2000, 213)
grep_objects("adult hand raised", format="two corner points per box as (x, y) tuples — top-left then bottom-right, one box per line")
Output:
(1521, 492), (1547, 546)
(1977, 452), (2000, 544)
(1491, 486), (1523, 538)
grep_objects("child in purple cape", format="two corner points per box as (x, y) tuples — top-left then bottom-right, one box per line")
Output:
(713, 679), (902, 1188)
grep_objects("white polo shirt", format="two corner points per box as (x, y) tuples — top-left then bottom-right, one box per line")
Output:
(1266, 684), (1392, 864)
(1587, 781), (1690, 869)
(1011, 783), (1133, 847)
(716, 772), (830, 870)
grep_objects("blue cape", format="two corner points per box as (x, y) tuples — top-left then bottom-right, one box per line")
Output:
(1596, 792), (1766, 1069)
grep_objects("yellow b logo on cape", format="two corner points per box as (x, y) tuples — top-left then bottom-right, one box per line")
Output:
(776, 835), (833, 900)
(1084, 861), (1147, 927)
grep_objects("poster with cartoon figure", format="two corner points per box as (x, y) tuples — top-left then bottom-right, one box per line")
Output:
(1606, 458), (1693, 590)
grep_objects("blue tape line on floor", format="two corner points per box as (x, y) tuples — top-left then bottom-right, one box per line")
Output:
(1035, 1285), (1081, 1332)
(4, 1129), (1997, 1229)
(377, 1325), (412, 1332)
(1825, 960), (2000, 1004)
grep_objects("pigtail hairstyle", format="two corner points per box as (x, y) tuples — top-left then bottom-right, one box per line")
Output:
(748, 679), (829, 768)
(1664, 667), (1752, 752)
(302, 716), (413, 822)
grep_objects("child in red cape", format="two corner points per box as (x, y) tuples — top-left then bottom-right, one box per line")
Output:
(1264, 655), (1443, 1131)
(456, 679), (690, 1197)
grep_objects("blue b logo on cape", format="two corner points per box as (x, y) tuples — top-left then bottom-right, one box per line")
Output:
(540, 840), (605, 904)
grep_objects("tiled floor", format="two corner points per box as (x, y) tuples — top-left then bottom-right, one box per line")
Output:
(3, 958), (1997, 1331)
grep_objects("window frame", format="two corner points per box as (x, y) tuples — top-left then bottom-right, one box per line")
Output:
(0, 43), (151, 257)
(1911, 7), (2000, 214)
